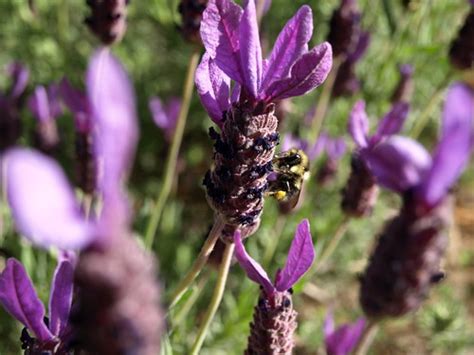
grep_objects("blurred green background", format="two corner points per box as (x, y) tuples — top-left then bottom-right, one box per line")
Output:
(0, 0), (473, 354)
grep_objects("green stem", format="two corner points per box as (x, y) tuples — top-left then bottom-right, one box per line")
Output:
(308, 57), (342, 144)
(353, 320), (379, 355)
(145, 50), (201, 249)
(168, 216), (225, 309)
(313, 216), (351, 272)
(409, 74), (451, 139)
(171, 272), (209, 330)
(190, 242), (234, 355)
(263, 215), (286, 266)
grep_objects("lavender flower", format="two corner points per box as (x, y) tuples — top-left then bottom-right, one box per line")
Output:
(341, 100), (409, 217)
(196, 0), (332, 239)
(391, 64), (414, 104)
(234, 219), (315, 354)
(332, 32), (370, 98)
(149, 96), (181, 141)
(60, 78), (95, 194)
(0, 256), (74, 354)
(178, 0), (208, 44)
(327, 0), (362, 58)
(324, 312), (365, 355)
(0, 63), (29, 151)
(85, 0), (130, 45)
(360, 83), (473, 318)
(3, 48), (163, 354)
(28, 84), (63, 153)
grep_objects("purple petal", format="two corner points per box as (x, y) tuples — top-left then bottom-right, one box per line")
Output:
(417, 83), (473, 206)
(6, 62), (29, 99)
(28, 85), (62, 123)
(261, 5), (313, 93)
(149, 97), (171, 134)
(48, 258), (74, 336)
(0, 259), (53, 341)
(201, 0), (244, 84)
(87, 48), (138, 227)
(265, 42), (333, 102)
(364, 135), (432, 193)
(233, 231), (275, 296)
(348, 100), (369, 148)
(5, 148), (93, 250)
(399, 63), (414, 77)
(371, 102), (409, 144)
(274, 219), (315, 291)
(28, 86), (50, 122)
(281, 133), (308, 153)
(239, 0), (262, 98)
(325, 317), (366, 355)
(347, 32), (370, 63)
(307, 133), (328, 161)
(323, 311), (335, 337)
(195, 53), (231, 126)
(59, 78), (91, 133)
(326, 137), (347, 160)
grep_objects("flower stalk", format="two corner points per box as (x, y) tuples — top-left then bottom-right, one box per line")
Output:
(353, 320), (379, 355)
(145, 49), (201, 249)
(168, 216), (225, 309)
(190, 242), (234, 355)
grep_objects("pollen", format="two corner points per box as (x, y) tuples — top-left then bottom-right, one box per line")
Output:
(275, 190), (287, 201)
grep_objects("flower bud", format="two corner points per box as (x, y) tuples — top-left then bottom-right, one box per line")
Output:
(85, 0), (130, 45)
(341, 154), (379, 217)
(178, 0), (208, 44)
(449, 7), (474, 71)
(245, 289), (297, 355)
(327, 0), (361, 58)
(72, 234), (163, 354)
(359, 196), (451, 318)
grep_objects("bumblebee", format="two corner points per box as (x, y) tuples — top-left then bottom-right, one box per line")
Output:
(267, 148), (310, 209)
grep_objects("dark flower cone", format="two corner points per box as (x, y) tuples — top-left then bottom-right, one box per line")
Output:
(75, 132), (96, 194)
(178, 0), (208, 44)
(245, 290), (297, 355)
(85, 0), (129, 45)
(327, 0), (361, 58)
(0, 105), (22, 151)
(449, 9), (474, 71)
(332, 60), (360, 98)
(203, 104), (279, 241)
(341, 154), (379, 218)
(391, 69), (414, 104)
(360, 197), (452, 318)
(72, 234), (163, 355)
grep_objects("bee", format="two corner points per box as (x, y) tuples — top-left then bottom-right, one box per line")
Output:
(267, 149), (310, 210)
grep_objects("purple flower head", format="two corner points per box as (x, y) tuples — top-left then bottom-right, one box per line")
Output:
(28, 84), (63, 123)
(365, 83), (474, 209)
(149, 96), (181, 141)
(348, 100), (410, 150)
(0, 256), (74, 352)
(324, 312), (366, 355)
(234, 219), (315, 297)
(196, 0), (332, 126)
(59, 78), (91, 134)
(3, 47), (138, 250)
(399, 63), (414, 77)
